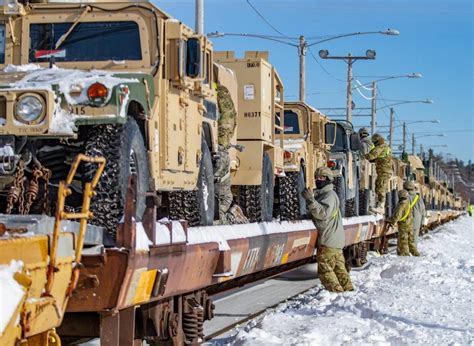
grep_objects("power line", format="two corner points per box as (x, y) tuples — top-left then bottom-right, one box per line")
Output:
(245, 0), (296, 41)
(307, 47), (346, 82)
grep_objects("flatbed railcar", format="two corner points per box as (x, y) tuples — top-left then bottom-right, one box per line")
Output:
(58, 180), (463, 345)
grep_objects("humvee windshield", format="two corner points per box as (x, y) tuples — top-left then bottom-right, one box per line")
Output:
(29, 21), (142, 62)
(0, 24), (5, 64)
(276, 111), (300, 134)
(331, 123), (347, 152)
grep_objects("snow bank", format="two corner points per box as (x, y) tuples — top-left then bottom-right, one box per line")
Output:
(235, 216), (474, 345)
(0, 260), (25, 336)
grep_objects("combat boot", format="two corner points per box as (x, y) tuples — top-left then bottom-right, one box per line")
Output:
(229, 205), (249, 224)
(369, 204), (384, 215)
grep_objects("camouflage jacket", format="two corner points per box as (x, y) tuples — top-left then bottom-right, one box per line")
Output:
(216, 84), (237, 148)
(388, 198), (413, 229)
(360, 137), (374, 156)
(365, 143), (392, 177)
(409, 192), (427, 231)
(306, 183), (345, 249)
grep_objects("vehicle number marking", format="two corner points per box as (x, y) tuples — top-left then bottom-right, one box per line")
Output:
(73, 106), (86, 115)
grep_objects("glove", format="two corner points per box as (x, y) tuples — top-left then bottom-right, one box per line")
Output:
(302, 188), (314, 201)
(422, 217), (428, 226)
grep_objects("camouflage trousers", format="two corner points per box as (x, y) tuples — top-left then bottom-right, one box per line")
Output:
(215, 149), (247, 225)
(397, 223), (419, 256)
(317, 247), (354, 292)
(375, 174), (390, 207)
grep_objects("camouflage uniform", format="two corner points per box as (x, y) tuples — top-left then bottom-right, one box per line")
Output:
(303, 167), (353, 292)
(215, 84), (247, 224)
(405, 181), (427, 247)
(388, 189), (418, 256)
(358, 128), (374, 156)
(365, 134), (392, 211)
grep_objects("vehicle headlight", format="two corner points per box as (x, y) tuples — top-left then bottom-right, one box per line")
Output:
(14, 94), (45, 124)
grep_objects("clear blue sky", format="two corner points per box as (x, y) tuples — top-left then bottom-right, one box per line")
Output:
(155, 0), (473, 163)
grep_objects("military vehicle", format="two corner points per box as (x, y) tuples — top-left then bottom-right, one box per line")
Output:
(358, 156), (376, 216)
(326, 120), (361, 217)
(277, 102), (336, 220)
(214, 51), (285, 222)
(0, 0), (219, 241)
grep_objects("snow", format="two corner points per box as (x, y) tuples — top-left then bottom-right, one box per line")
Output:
(283, 138), (305, 152)
(235, 216), (474, 345)
(3, 64), (41, 73)
(0, 260), (25, 336)
(154, 220), (187, 245)
(342, 214), (384, 226)
(1, 66), (141, 135)
(153, 220), (315, 251)
(135, 222), (152, 252)
(49, 97), (78, 135)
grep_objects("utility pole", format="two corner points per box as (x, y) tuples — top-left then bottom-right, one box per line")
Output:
(195, 0), (204, 34)
(420, 143), (423, 157)
(402, 122), (407, 154)
(346, 55), (354, 123)
(412, 133), (415, 155)
(370, 81), (377, 135)
(318, 50), (376, 123)
(389, 107), (394, 149)
(298, 36), (306, 102)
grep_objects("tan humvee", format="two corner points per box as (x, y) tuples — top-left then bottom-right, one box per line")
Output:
(0, 0), (220, 236)
(277, 101), (335, 219)
(214, 51), (285, 221)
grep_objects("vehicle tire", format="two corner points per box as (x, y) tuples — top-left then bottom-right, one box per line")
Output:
(391, 188), (398, 213)
(169, 139), (215, 227)
(346, 179), (360, 217)
(334, 176), (346, 218)
(238, 152), (274, 222)
(359, 189), (370, 216)
(280, 169), (307, 221)
(83, 117), (150, 240)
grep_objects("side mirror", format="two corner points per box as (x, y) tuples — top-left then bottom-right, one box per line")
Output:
(350, 133), (361, 151)
(324, 122), (336, 146)
(186, 38), (201, 78)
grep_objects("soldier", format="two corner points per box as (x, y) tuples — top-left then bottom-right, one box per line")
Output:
(388, 189), (419, 256)
(358, 127), (374, 156)
(404, 180), (427, 247)
(302, 167), (354, 292)
(365, 133), (393, 214)
(215, 84), (247, 224)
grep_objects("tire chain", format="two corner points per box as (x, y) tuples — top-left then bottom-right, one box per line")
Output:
(6, 161), (52, 215)
(238, 185), (262, 223)
(6, 160), (25, 214)
(83, 124), (124, 238)
(279, 172), (299, 221)
(168, 191), (200, 227)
